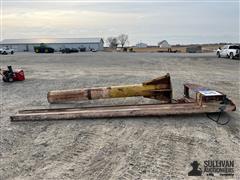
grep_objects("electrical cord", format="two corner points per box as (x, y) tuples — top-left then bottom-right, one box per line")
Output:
(206, 111), (231, 125)
(206, 98), (231, 125)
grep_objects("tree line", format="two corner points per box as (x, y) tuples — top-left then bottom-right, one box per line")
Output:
(107, 34), (128, 48)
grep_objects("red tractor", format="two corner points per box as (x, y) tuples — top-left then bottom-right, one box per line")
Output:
(0, 66), (25, 82)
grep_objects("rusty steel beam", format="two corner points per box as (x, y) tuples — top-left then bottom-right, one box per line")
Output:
(10, 100), (236, 121)
(47, 74), (172, 103)
(10, 79), (236, 122)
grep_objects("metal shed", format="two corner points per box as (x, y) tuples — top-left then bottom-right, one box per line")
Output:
(0, 38), (104, 52)
(186, 45), (202, 53)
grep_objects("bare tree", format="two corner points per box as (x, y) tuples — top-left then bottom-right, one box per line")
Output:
(107, 37), (119, 49)
(118, 34), (128, 48)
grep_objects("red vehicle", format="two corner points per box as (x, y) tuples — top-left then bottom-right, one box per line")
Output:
(0, 66), (25, 82)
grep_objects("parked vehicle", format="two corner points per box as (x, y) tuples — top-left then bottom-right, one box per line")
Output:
(0, 47), (14, 55)
(79, 47), (86, 52)
(216, 45), (240, 59)
(90, 48), (97, 52)
(60, 48), (79, 53)
(34, 43), (54, 53)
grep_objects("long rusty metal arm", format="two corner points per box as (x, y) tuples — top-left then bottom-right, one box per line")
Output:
(11, 76), (237, 122)
(11, 83), (236, 122)
(10, 99), (236, 121)
(47, 74), (172, 104)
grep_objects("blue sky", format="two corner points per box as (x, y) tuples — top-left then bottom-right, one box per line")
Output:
(1, 0), (239, 45)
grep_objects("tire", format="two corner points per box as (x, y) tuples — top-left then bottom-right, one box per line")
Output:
(2, 76), (13, 82)
(230, 53), (234, 59)
(217, 52), (221, 58)
(2, 77), (8, 82)
(3, 51), (7, 55)
(11, 51), (14, 54)
(8, 77), (14, 82)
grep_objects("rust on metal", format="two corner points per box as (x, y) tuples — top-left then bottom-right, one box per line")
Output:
(11, 80), (236, 122)
(47, 74), (172, 104)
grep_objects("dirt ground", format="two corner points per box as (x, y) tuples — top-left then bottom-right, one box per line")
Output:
(0, 52), (239, 180)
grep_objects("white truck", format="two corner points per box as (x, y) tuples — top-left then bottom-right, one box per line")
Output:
(216, 45), (239, 59)
(0, 47), (14, 55)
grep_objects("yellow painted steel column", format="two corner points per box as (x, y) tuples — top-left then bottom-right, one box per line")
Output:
(109, 84), (167, 98)
(47, 74), (172, 103)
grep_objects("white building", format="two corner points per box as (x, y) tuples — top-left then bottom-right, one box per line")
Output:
(136, 42), (148, 48)
(158, 40), (171, 48)
(0, 38), (104, 52)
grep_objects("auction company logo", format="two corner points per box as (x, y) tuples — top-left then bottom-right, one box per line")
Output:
(188, 160), (234, 177)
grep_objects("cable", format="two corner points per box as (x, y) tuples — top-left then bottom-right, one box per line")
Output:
(206, 97), (232, 125)
(206, 107), (231, 125)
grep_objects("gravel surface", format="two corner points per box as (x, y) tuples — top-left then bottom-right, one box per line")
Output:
(0, 52), (239, 179)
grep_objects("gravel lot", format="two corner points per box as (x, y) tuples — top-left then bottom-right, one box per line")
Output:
(0, 52), (239, 179)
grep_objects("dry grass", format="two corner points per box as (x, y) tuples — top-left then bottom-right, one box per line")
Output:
(104, 44), (221, 53)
